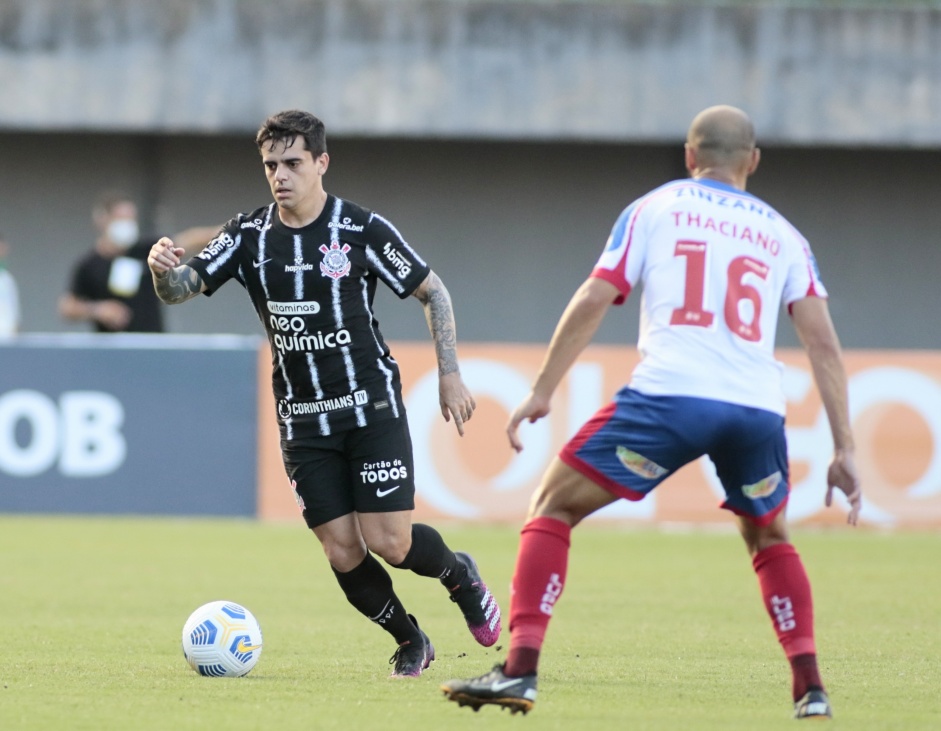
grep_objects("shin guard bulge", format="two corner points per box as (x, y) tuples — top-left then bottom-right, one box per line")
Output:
(505, 516), (572, 674)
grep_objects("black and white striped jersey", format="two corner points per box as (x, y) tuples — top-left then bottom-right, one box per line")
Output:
(187, 195), (431, 439)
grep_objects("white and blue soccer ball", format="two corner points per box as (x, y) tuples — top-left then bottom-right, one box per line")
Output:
(181, 600), (263, 677)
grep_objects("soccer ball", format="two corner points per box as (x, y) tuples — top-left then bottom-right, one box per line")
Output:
(181, 600), (263, 677)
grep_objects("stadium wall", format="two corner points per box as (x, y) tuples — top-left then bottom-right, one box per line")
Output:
(2, 338), (939, 529)
(2, 0), (939, 146)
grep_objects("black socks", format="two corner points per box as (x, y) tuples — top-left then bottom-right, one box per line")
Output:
(392, 523), (461, 583)
(332, 553), (418, 645)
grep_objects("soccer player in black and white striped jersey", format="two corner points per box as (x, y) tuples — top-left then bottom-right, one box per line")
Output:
(147, 110), (501, 677)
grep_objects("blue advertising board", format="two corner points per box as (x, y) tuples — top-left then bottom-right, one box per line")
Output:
(0, 334), (260, 517)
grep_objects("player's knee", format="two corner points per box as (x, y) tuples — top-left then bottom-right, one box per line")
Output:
(528, 482), (578, 525)
(318, 534), (368, 571)
(365, 532), (411, 565)
(740, 516), (790, 557)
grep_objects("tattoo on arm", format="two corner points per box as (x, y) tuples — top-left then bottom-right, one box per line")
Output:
(154, 265), (204, 305)
(417, 274), (460, 376)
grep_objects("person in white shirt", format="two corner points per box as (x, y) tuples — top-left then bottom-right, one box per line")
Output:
(442, 105), (862, 721)
(0, 235), (21, 337)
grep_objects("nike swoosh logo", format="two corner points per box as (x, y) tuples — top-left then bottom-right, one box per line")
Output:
(253, 259), (271, 268)
(490, 678), (523, 691)
(376, 485), (401, 498)
(236, 639), (261, 653)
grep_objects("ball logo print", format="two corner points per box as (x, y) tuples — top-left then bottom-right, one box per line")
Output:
(181, 601), (263, 677)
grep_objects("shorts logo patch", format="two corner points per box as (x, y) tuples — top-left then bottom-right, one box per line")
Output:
(742, 471), (782, 500)
(615, 446), (668, 479)
(291, 479), (306, 512)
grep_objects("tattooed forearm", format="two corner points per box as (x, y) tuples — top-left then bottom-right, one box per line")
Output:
(153, 265), (204, 305)
(417, 274), (460, 376)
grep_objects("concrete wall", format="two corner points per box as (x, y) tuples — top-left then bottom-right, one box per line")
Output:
(1, 0), (939, 145)
(2, 131), (939, 349)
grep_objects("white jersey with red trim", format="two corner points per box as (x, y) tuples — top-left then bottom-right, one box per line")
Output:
(592, 177), (826, 415)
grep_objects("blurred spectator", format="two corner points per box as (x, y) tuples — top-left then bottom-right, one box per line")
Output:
(0, 233), (20, 337)
(59, 191), (219, 333)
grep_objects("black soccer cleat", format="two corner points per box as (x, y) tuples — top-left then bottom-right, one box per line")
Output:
(441, 664), (537, 715)
(445, 552), (502, 647)
(389, 615), (435, 678)
(794, 689), (832, 719)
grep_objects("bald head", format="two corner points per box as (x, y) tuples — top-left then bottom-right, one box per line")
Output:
(685, 105), (759, 188)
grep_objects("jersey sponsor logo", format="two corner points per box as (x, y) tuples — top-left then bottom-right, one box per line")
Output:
(240, 218), (269, 231)
(285, 255), (314, 273)
(277, 389), (368, 419)
(360, 459), (408, 484)
(382, 241), (412, 279)
(267, 300), (321, 316)
(272, 327), (351, 354)
(319, 242), (352, 280)
(616, 446), (668, 479)
(197, 233), (235, 260)
(742, 471), (782, 500)
(252, 258), (271, 268)
(328, 216), (365, 233)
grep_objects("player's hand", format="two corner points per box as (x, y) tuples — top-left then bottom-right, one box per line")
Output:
(147, 237), (184, 277)
(439, 371), (475, 437)
(93, 300), (132, 330)
(506, 390), (552, 453)
(825, 448), (862, 526)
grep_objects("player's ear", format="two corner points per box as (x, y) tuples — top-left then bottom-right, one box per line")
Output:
(317, 152), (330, 175)
(748, 147), (761, 176)
(684, 143), (697, 176)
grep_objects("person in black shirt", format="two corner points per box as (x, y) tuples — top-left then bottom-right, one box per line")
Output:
(59, 191), (218, 332)
(147, 110), (502, 677)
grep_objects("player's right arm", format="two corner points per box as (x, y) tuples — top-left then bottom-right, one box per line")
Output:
(790, 295), (862, 525)
(147, 237), (207, 305)
(507, 277), (620, 452)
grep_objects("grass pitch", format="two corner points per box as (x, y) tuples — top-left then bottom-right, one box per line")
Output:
(1, 515), (938, 731)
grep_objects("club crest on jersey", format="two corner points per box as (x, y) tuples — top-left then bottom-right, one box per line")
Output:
(319, 242), (352, 280)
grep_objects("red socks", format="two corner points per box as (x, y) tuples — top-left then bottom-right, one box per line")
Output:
(752, 543), (823, 699)
(505, 528), (823, 698)
(504, 516), (572, 677)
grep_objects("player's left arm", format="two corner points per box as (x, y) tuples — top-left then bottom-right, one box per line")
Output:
(411, 270), (476, 436)
(790, 295), (862, 524)
(148, 237), (208, 305)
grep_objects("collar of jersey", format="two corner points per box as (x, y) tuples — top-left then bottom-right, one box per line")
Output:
(688, 177), (748, 196)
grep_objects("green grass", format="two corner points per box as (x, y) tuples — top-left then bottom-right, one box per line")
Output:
(1, 516), (938, 730)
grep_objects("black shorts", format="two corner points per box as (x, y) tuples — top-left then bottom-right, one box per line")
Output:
(281, 416), (416, 529)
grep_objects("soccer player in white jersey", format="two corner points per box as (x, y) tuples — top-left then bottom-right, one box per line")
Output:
(146, 110), (501, 678)
(442, 105), (862, 719)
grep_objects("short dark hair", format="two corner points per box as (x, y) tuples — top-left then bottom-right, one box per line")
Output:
(255, 110), (327, 156)
(93, 190), (135, 217)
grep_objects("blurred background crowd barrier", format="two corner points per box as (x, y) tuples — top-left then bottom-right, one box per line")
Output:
(2, 337), (938, 529)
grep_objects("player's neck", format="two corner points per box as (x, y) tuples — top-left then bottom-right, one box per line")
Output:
(278, 189), (329, 229)
(692, 170), (747, 191)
